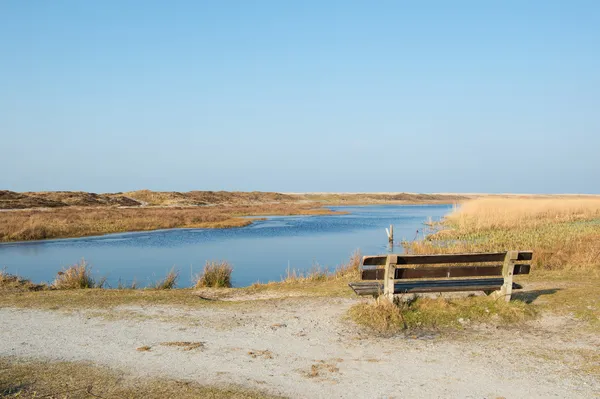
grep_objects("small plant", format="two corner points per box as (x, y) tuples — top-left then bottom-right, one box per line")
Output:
(195, 261), (233, 288)
(53, 259), (104, 289)
(154, 267), (179, 289)
(334, 249), (361, 278)
(117, 278), (138, 289)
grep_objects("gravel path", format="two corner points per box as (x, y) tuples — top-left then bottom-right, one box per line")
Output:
(1, 298), (598, 398)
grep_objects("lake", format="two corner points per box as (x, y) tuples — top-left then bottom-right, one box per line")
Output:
(0, 204), (452, 287)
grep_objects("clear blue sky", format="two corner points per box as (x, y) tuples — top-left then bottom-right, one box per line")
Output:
(1, 1), (598, 194)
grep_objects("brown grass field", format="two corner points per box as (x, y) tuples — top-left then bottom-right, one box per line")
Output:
(404, 197), (600, 271)
(0, 204), (344, 242)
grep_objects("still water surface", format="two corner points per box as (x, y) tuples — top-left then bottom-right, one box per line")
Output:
(0, 205), (452, 287)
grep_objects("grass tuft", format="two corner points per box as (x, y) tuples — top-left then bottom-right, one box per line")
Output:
(195, 261), (233, 288)
(154, 268), (179, 289)
(0, 270), (46, 292)
(53, 259), (104, 289)
(279, 250), (361, 284)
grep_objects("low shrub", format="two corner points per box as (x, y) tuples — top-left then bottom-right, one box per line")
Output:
(154, 268), (179, 289)
(195, 261), (233, 288)
(53, 260), (104, 289)
(0, 270), (46, 292)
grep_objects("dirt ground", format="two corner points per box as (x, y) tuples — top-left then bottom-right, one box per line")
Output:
(1, 296), (598, 398)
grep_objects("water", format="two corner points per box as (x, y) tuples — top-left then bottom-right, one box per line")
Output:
(0, 205), (452, 287)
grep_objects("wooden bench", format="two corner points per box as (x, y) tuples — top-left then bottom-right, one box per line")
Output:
(348, 251), (533, 302)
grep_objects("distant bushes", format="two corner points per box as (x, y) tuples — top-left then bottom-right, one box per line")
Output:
(195, 261), (233, 288)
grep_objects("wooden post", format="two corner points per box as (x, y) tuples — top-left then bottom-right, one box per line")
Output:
(499, 251), (518, 302)
(389, 225), (393, 244)
(383, 255), (397, 302)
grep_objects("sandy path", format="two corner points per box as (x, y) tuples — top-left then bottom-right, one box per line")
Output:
(1, 298), (598, 398)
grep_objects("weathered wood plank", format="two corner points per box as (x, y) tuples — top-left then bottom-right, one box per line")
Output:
(349, 277), (516, 296)
(362, 251), (533, 266)
(360, 264), (531, 280)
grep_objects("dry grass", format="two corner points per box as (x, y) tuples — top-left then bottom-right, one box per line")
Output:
(53, 259), (105, 289)
(195, 261), (233, 288)
(249, 250), (360, 289)
(282, 250), (360, 284)
(404, 198), (600, 271)
(160, 341), (204, 351)
(0, 357), (278, 398)
(0, 204), (344, 242)
(0, 271), (46, 293)
(0, 287), (232, 310)
(293, 192), (468, 205)
(125, 190), (294, 207)
(154, 267), (179, 289)
(447, 197), (600, 231)
(1, 189), (468, 210)
(305, 361), (340, 378)
(348, 296), (536, 334)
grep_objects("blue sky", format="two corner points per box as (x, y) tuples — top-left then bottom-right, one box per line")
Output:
(1, 1), (598, 193)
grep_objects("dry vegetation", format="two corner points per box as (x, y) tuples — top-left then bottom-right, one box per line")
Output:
(0, 204), (344, 242)
(348, 296), (536, 334)
(0, 271), (45, 294)
(0, 357), (278, 399)
(0, 189), (467, 210)
(251, 250), (361, 288)
(293, 192), (469, 204)
(53, 260), (105, 289)
(154, 268), (179, 289)
(195, 261), (233, 288)
(404, 197), (600, 271)
(125, 190), (294, 206)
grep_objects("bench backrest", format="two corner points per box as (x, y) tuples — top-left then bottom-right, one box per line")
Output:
(361, 251), (533, 281)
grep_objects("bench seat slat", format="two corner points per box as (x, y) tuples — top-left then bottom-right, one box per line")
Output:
(362, 251), (533, 266)
(349, 278), (514, 296)
(361, 264), (530, 280)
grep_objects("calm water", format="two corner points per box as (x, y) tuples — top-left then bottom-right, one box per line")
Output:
(0, 205), (452, 287)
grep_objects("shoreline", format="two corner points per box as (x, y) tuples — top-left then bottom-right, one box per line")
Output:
(0, 202), (455, 243)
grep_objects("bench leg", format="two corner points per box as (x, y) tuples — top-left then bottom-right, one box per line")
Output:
(498, 251), (518, 302)
(383, 255), (396, 302)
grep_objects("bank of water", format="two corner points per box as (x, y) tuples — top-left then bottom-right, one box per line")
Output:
(0, 205), (452, 287)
